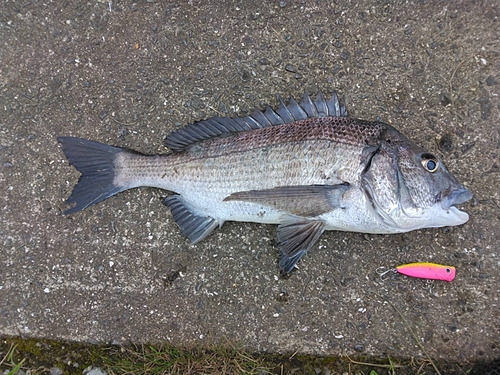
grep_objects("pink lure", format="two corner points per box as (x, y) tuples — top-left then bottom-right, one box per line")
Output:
(396, 262), (456, 282)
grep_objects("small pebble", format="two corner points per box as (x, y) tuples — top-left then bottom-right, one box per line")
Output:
(83, 367), (107, 375)
(439, 92), (452, 106)
(438, 133), (453, 152)
(485, 75), (497, 86)
(354, 344), (365, 352)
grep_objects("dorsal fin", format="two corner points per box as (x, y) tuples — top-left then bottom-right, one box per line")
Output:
(164, 90), (348, 153)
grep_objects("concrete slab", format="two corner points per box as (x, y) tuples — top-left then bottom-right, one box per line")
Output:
(1, 0), (498, 362)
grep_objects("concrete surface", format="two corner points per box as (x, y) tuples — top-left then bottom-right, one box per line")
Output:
(1, 0), (499, 363)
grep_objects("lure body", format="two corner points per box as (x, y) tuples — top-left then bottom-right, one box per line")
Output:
(396, 262), (456, 282)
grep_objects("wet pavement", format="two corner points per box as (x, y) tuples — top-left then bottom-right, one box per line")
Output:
(1, 0), (499, 364)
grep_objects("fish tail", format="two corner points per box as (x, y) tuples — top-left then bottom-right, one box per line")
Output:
(57, 136), (130, 214)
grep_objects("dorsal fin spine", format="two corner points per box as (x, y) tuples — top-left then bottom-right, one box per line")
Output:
(314, 90), (328, 117)
(233, 117), (251, 131)
(287, 97), (308, 120)
(250, 109), (272, 128)
(264, 106), (284, 125)
(276, 95), (294, 123)
(299, 91), (318, 117)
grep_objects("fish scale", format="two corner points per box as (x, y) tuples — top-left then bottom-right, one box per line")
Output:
(58, 90), (472, 273)
(118, 139), (359, 197)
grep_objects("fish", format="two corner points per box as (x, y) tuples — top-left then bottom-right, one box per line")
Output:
(57, 90), (472, 273)
(396, 262), (456, 282)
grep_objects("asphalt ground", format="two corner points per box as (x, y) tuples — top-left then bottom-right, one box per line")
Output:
(1, 0), (499, 364)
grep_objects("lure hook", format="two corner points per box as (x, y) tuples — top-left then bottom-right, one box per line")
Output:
(376, 266), (397, 281)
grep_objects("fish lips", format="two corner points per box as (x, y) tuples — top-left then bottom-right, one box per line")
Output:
(442, 186), (473, 208)
(440, 186), (473, 224)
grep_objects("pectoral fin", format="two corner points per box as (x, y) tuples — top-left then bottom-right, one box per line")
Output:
(277, 215), (326, 273)
(224, 183), (349, 217)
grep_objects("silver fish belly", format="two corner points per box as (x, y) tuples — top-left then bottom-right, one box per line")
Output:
(58, 91), (472, 272)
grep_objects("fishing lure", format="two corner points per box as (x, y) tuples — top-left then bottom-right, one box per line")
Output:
(377, 262), (456, 282)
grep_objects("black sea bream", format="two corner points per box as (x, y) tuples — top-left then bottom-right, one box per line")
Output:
(58, 91), (472, 272)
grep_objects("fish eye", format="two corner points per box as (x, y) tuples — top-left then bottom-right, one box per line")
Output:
(421, 154), (439, 173)
(446, 268), (451, 273)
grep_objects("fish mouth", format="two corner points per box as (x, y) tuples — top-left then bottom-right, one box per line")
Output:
(442, 186), (473, 209)
(435, 186), (472, 226)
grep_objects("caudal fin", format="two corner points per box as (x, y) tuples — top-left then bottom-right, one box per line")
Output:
(57, 137), (127, 214)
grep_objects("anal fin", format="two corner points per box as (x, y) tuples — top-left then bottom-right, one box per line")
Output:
(277, 216), (326, 273)
(163, 195), (219, 244)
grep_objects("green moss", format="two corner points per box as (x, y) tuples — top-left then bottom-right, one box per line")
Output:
(1, 337), (105, 375)
(0, 336), (487, 375)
